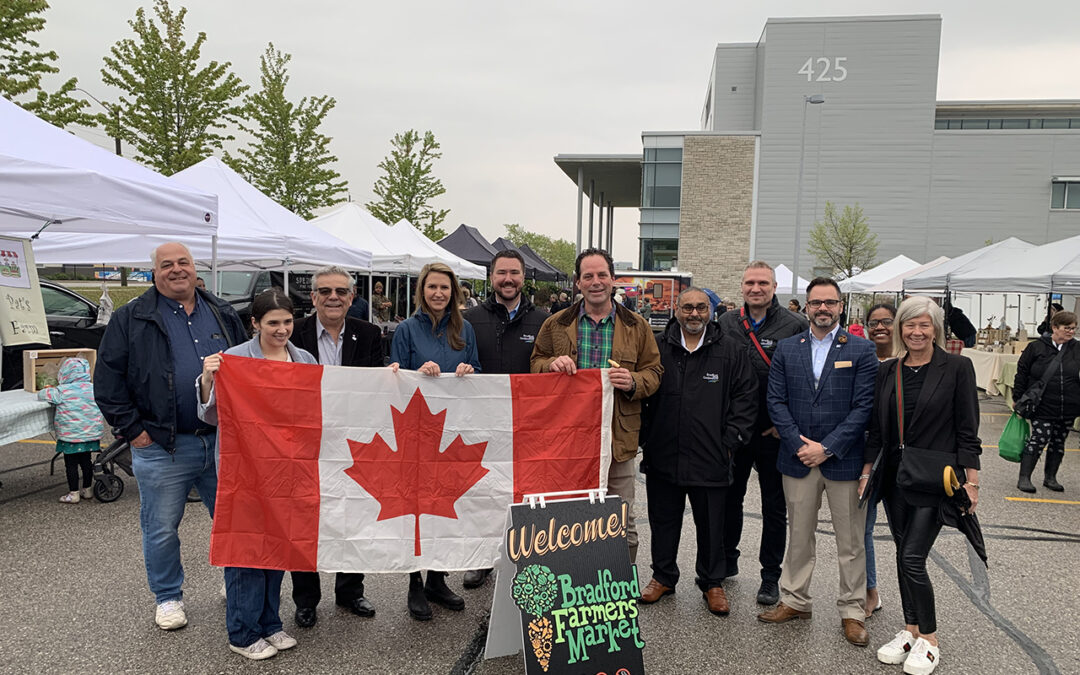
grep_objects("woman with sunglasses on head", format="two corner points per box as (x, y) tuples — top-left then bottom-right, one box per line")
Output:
(862, 303), (897, 619)
(861, 296), (981, 675)
(198, 288), (317, 660)
(1013, 310), (1080, 493)
(389, 262), (481, 621)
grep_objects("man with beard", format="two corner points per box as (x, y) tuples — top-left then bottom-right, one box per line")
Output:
(758, 278), (877, 648)
(95, 242), (247, 630)
(639, 288), (757, 616)
(460, 250), (549, 588)
(716, 261), (808, 606)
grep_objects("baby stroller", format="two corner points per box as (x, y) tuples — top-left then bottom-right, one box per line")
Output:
(91, 431), (133, 503)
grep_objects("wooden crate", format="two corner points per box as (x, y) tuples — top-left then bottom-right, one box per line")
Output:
(22, 348), (97, 393)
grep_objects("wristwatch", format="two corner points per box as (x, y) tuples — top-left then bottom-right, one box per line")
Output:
(822, 444), (832, 458)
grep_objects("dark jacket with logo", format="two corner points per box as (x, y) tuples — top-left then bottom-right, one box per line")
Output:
(464, 294), (549, 374)
(93, 286), (247, 450)
(640, 319), (758, 487)
(1013, 335), (1080, 421)
(717, 297), (808, 431)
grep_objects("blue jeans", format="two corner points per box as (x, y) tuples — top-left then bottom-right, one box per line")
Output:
(226, 567), (285, 647)
(131, 433), (217, 604)
(865, 500), (878, 591)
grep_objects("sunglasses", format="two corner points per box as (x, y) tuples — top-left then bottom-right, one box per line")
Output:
(316, 287), (351, 297)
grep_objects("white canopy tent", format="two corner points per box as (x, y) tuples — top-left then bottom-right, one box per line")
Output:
(944, 234), (1080, 294)
(29, 157), (373, 290)
(838, 255), (920, 293)
(862, 256), (950, 294)
(775, 264), (809, 295)
(391, 219), (485, 279)
(903, 237), (1034, 292)
(0, 96), (217, 238)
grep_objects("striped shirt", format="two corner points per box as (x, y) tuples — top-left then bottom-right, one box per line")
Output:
(577, 303), (616, 369)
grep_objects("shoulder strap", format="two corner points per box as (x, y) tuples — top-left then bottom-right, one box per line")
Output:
(895, 360), (905, 449)
(740, 306), (771, 367)
(1037, 346), (1067, 387)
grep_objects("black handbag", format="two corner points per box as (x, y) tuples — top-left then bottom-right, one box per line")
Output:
(1015, 347), (1066, 419)
(894, 360), (955, 495)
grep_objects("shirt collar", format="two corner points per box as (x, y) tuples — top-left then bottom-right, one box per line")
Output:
(810, 323), (841, 344)
(315, 315), (344, 340)
(680, 328), (704, 353)
(579, 301), (616, 323)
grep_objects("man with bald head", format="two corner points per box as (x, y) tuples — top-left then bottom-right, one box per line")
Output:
(95, 242), (247, 631)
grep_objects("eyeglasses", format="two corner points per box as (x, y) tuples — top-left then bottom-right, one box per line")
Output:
(1058, 325), (1078, 332)
(806, 299), (841, 309)
(316, 287), (351, 297)
(867, 318), (894, 328)
(680, 303), (711, 315)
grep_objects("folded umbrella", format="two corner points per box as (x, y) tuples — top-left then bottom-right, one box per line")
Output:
(940, 467), (988, 567)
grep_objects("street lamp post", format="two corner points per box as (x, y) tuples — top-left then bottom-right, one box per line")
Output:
(792, 94), (824, 296)
(74, 87), (121, 157)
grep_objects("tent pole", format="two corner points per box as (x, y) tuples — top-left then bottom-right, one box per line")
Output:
(368, 272), (373, 322)
(211, 235), (219, 294)
(284, 266), (290, 295)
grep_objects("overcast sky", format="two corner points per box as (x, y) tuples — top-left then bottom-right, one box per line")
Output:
(40, 0), (1080, 265)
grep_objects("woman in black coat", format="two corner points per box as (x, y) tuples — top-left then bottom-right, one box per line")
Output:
(1013, 310), (1080, 493)
(861, 296), (981, 675)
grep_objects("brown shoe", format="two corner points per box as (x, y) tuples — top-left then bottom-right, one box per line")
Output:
(757, 602), (812, 623)
(842, 618), (869, 647)
(639, 579), (674, 604)
(703, 587), (729, 616)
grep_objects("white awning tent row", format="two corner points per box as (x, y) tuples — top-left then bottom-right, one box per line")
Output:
(837, 255), (921, 293)
(310, 203), (485, 279)
(0, 96), (218, 239)
(862, 256), (950, 294)
(28, 157), (374, 291)
(775, 263), (809, 296)
(941, 233), (1080, 294)
(902, 237), (1035, 293)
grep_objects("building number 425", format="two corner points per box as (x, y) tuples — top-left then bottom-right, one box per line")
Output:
(798, 57), (848, 82)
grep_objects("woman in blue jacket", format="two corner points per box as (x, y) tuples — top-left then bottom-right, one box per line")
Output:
(199, 288), (317, 661)
(390, 262), (480, 620)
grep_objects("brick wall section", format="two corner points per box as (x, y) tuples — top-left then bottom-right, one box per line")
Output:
(679, 136), (756, 302)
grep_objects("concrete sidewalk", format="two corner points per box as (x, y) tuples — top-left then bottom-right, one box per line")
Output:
(1, 395), (1077, 674)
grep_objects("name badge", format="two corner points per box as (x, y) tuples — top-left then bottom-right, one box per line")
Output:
(835, 360), (853, 369)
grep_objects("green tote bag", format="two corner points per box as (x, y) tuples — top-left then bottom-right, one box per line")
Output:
(998, 411), (1029, 463)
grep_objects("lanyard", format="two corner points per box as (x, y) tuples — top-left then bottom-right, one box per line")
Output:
(895, 360), (905, 449)
(740, 307), (771, 367)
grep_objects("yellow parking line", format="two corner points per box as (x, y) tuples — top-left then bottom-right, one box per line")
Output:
(17, 439), (55, 445)
(981, 412), (1013, 417)
(1006, 497), (1080, 505)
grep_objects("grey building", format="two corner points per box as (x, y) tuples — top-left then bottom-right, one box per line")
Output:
(556, 14), (1080, 299)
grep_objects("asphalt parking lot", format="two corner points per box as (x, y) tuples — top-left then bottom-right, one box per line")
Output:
(1, 394), (1077, 674)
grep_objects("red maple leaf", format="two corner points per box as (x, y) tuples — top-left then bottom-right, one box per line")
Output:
(345, 388), (489, 556)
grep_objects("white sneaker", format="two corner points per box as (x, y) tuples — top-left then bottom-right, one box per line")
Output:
(80, 487), (93, 500)
(59, 491), (80, 504)
(154, 600), (187, 630)
(265, 631), (297, 650)
(903, 637), (940, 675)
(229, 638), (278, 660)
(878, 629), (915, 664)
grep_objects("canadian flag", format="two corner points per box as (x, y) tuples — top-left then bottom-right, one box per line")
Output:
(209, 356), (613, 573)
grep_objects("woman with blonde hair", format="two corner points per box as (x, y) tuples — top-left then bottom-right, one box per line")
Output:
(390, 262), (481, 619)
(861, 296), (981, 675)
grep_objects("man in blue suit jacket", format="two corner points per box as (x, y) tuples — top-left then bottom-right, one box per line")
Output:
(758, 277), (877, 648)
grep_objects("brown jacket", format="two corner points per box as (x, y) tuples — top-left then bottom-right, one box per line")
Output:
(530, 298), (663, 462)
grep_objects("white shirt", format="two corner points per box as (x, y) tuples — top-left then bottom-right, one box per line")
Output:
(810, 323), (841, 386)
(315, 316), (345, 366)
(680, 329), (704, 353)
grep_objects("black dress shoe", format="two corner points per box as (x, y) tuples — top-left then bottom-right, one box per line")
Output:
(294, 607), (317, 628)
(424, 571), (465, 611)
(756, 580), (780, 606)
(408, 572), (432, 621)
(336, 596), (375, 618)
(463, 568), (492, 589)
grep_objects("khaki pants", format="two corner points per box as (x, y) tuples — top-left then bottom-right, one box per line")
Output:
(779, 468), (866, 620)
(607, 457), (638, 562)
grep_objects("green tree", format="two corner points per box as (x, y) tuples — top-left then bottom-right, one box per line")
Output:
(504, 223), (575, 278)
(0, 0), (96, 128)
(807, 201), (878, 280)
(100, 0), (247, 174)
(366, 129), (450, 240)
(224, 43), (347, 219)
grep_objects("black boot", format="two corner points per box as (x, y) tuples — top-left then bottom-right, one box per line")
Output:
(1044, 452), (1065, 492)
(424, 571), (465, 611)
(408, 571), (432, 621)
(1017, 453), (1039, 494)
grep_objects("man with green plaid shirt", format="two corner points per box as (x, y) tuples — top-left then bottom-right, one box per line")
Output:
(531, 248), (663, 561)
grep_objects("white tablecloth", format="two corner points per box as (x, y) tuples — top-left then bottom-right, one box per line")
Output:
(0, 390), (54, 445)
(960, 348), (1019, 396)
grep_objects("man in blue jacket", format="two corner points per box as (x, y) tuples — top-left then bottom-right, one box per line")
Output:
(95, 242), (246, 631)
(757, 277), (876, 648)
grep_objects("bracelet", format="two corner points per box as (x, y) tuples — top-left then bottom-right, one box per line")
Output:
(966, 483), (980, 490)
(859, 474), (871, 480)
